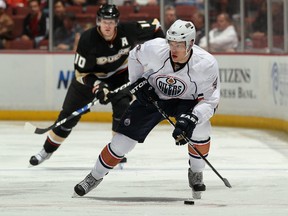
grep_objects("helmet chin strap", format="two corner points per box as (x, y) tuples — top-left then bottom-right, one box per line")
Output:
(185, 41), (193, 57)
(185, 48), (192, 57)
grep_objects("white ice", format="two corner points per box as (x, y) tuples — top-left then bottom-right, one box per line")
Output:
(0, 121), (288, 216)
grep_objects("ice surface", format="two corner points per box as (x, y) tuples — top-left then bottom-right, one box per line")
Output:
(0, 121), (287, 216)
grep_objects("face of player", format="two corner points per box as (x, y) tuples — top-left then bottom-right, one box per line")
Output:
(98, 18), (117, 40)
(168, 41), (191, 63)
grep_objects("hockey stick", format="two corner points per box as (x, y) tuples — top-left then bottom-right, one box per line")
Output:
(24, 82), (131, 135)
(151, 100), (232, 188)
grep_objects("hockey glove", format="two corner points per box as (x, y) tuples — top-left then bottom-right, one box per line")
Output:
(131, 78), (159, 106)
(92, 80), (111, 105)
(172, 113), (198, 145)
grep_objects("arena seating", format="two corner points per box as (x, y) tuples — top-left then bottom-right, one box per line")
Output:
(11, 15), (25, 39)
(5, 39), (34, 50)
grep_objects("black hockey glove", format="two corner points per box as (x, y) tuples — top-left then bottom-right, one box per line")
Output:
(172, 113), (198, 145)
(92, 80), (111, 105)
(131, 78), (159, 106)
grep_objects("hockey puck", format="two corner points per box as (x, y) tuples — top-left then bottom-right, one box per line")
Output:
(184, 200), (195, 205)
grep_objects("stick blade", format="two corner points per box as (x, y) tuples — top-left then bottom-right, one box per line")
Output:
(24, 122), (36, 134)
(223, 178), (232, 188)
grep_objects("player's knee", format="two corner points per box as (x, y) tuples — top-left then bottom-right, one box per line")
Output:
(52, 114), (81, 138)
(193, 120), (211, 139)
(52, 125), (72, 138)
(110, 133), (137, 156)
(48, 130), (66, 142)
(188, 137), (211, 157)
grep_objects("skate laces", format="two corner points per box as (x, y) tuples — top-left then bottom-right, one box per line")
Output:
(80, 174), (97, 192)
(189, 169), (203, 185)
(35, 149), (51, 161)
(193, 172), (203, 185)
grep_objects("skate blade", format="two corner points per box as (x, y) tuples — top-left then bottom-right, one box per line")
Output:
(28, 163), (35, 168)
(192, 191), (202, 199)
(24, 122), (36, 133)
(118, 163), (124, 170)
(72, 192), (80, 198)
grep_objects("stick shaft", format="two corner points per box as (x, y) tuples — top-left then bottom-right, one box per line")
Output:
(27, 82), (131, 134)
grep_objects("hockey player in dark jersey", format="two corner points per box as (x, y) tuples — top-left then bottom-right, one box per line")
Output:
(29, 4), (165, 166)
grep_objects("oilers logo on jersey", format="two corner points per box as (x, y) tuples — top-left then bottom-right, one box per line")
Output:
(156, 76), (186, 97)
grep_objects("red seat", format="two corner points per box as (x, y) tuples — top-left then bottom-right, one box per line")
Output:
(176, 5), (197, 20)
(66, 5), (83, 14)
(5, 6), (14, 16)
(252, 34), (267, 49)
(75, 14), (96, 27)
(14, 6), (30, 16)
(118, 5), (134, 16)
(273, 36), (284, 48)
(127, 13), (150, 22)
(84, 6), (99, 14)
(11, 15), (25, 39)
(37, 39), (49, 50)
(5, 39), (34, 50)
(118, 6), (134, 22)
(137, 5), (160, 19)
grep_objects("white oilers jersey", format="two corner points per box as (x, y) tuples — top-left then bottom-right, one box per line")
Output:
(128, 38), (220, 123)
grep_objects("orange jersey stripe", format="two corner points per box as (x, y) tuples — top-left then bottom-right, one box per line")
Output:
(188, 141), (210, 158)
(99, 144), (123, 169)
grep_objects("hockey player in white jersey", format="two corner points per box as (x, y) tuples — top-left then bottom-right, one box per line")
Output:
(74, 19), (220, 199)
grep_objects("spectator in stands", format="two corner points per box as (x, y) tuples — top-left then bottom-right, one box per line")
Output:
(68, 0), (86, 6)
(164, 5), (177, 31)
(191, 11), (205, 45)
(175, 0), (204, 9)
(250, 0), (283, 37)
(72, 21), (93, 52)
(20, 0), (48, 46)
(53, 0), (66, 31)
(0, 0), (14, 49)
(53, 12), (83, 51)
(211, 0), (239, 18)
(132, 0), (157, 5)
(199, 12), (238, 52)
(146, 0), (158, 5)
(94, 0), (107, 5)
(272, 1), (283, 36)
(250, 0), (267, 36)
(123, 0), (134, 6)
(249, 1), (284, 50)
(247, 0), (267, 49)
(85, 0), (106, 6)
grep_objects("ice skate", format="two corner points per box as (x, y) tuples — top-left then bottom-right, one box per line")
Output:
(74, 173), (103, 197)
(118, 157), (127, 169)
(29, 148), (52, 166)
(188, 168), (206, 199)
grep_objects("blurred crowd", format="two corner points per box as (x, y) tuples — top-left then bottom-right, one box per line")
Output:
(0, 0), (285, 52)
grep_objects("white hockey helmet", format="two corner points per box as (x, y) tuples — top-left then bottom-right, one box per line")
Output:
(166, 19), (196, 53)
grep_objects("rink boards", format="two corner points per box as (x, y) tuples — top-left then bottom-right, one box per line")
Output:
(0, 52), (287, 132)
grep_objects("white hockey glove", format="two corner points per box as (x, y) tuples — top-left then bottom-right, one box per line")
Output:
(92, 80), (111, 105)
(172, 113), (198, 145)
